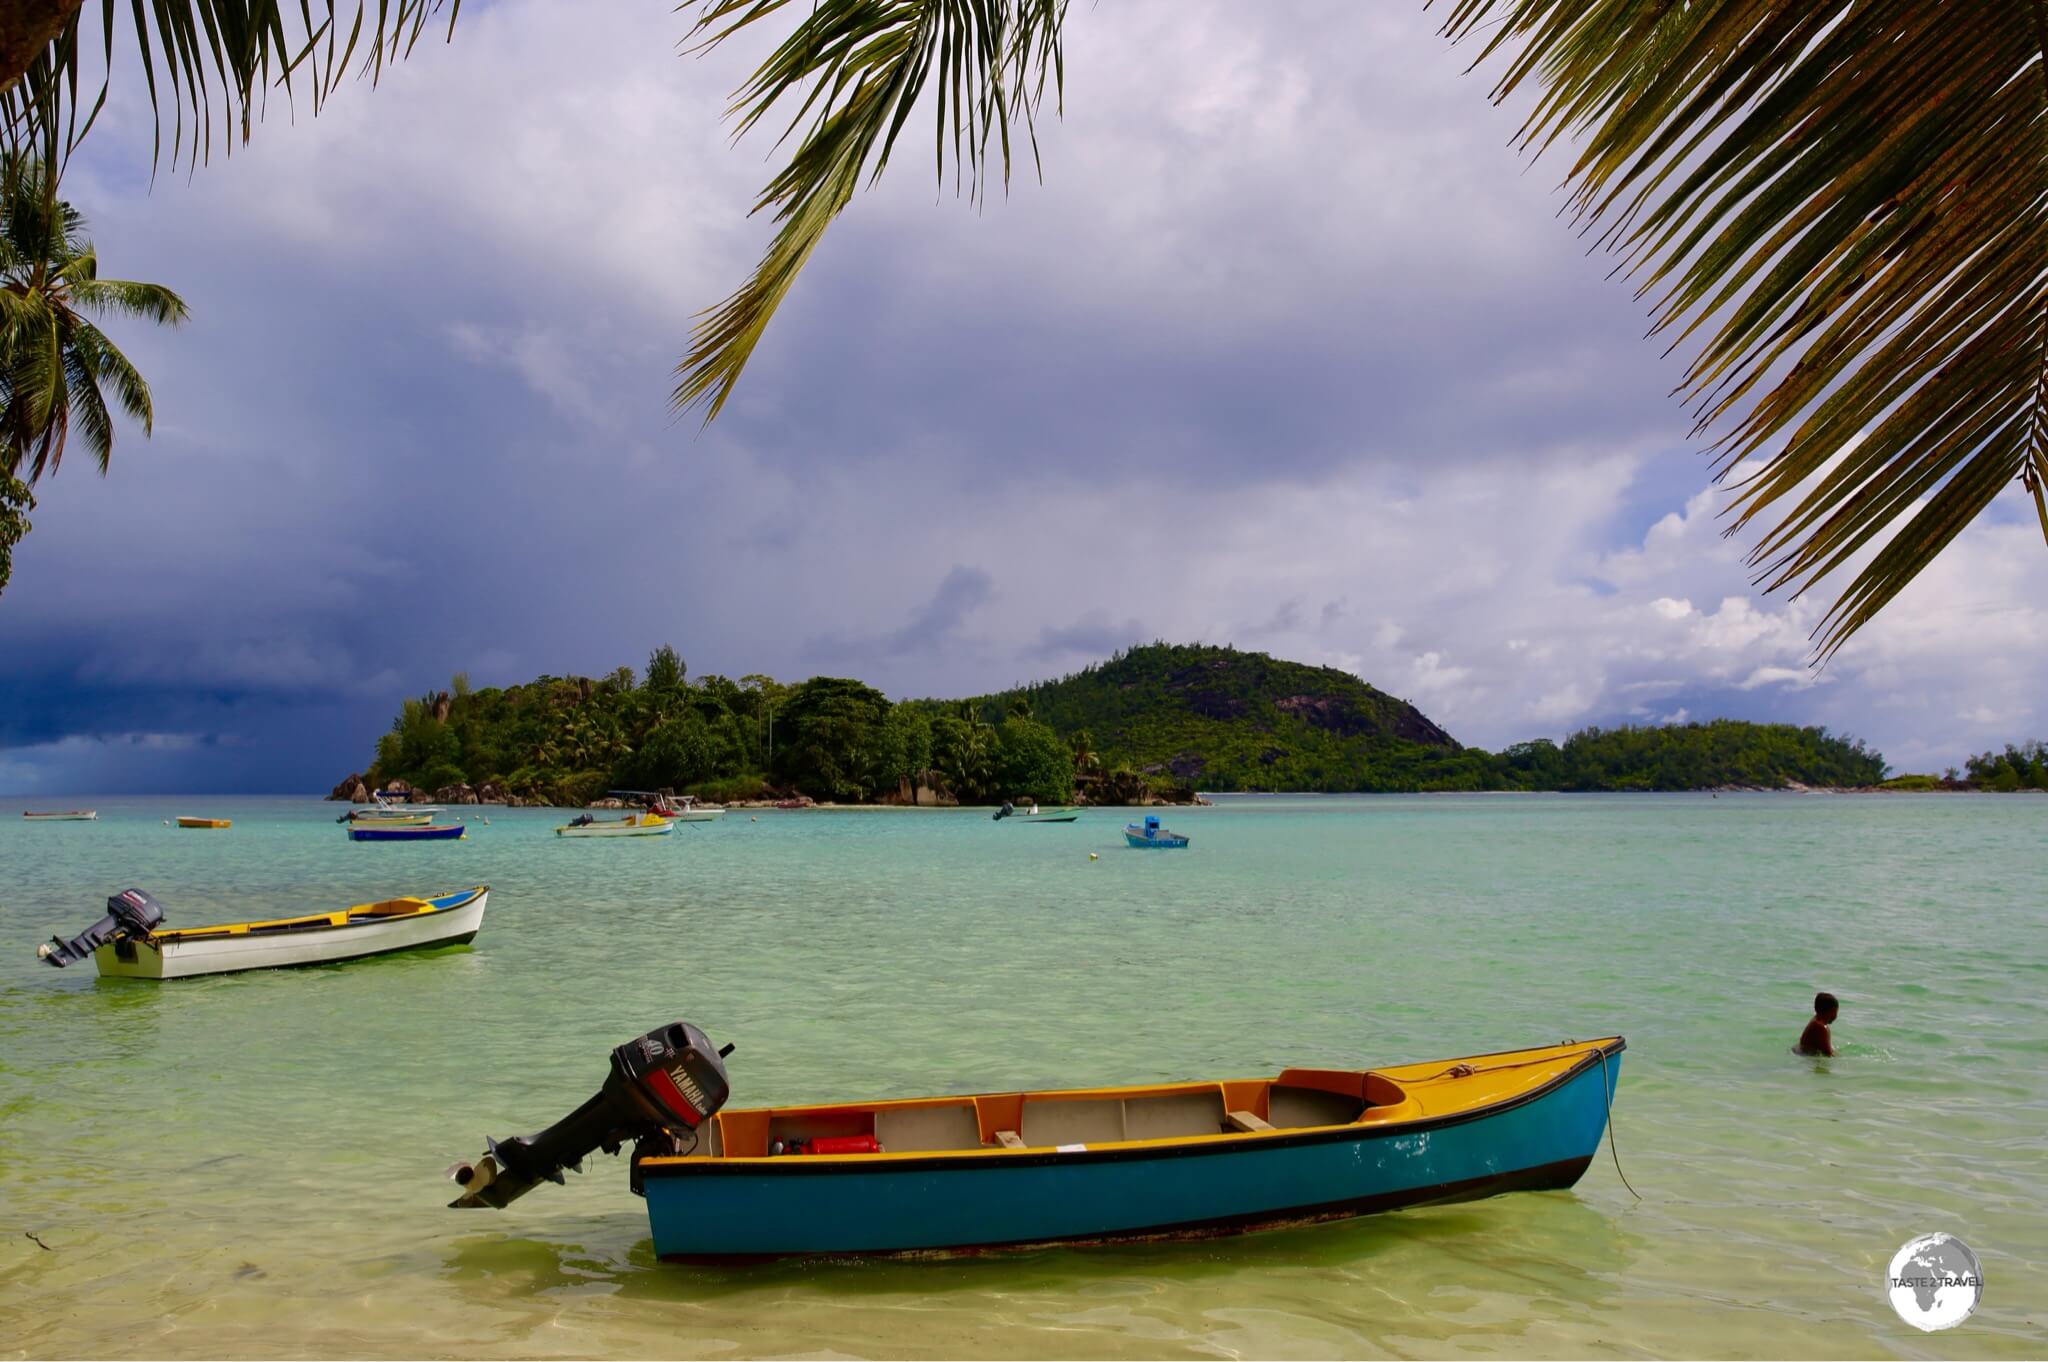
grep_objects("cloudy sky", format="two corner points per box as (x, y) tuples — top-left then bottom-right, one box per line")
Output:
(2, 2), (2043, 793)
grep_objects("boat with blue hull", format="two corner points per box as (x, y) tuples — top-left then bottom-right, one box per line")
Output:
(348, 822), (466, 842)
(446, 1027), (1623, 1260)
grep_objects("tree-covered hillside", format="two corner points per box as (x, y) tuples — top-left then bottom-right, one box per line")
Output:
(942, 644), (1457, 791)
(944, 645), (1885, 793)
(346, 642), (1891, 804)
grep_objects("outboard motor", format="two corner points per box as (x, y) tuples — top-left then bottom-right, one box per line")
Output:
(448, 1021), (732, 1209)
(993, 802), (1014, 821)
(37, 889), (166, 967)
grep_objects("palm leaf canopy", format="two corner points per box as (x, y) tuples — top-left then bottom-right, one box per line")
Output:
(675, 0), (2048, 655)
(0, 1), (457, 171)
(672, 0), (1067, 420)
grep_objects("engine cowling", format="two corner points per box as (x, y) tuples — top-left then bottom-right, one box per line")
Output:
(448, 1021), (731, 1208)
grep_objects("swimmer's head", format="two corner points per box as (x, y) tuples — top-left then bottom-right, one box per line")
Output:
(1814, 991), (1839, 1022)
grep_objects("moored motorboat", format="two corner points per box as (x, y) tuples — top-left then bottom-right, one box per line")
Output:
(994, 802), (1079, 823)
(37, 885), (489, 979)
(339, 797), (437, 826)
(446, 1025), (1625, 1259)
(657, 796), (724, 823)
(175, 816), (232, 829)
(23, 809), (97, 821)
(556, 811), (674, 838)
(348, 822), (466, 842)
(1124, 814), (1188, 848)
(614, 790), (726, 823)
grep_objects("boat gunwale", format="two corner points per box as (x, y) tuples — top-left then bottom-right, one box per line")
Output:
(640, 1037), (1625, 1179)
(141, 886), (489, 944)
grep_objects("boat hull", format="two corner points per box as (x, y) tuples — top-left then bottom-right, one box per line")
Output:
(1124, 831), (1188, 848)
(92, 888), (488, 979)
(176, 817), (231, 829)
(348, 824), (466, 841)
(23, 811), (96, 820)
(556, 820), (675, 837)
(641, 1045), (1621, 1259)
(665, 810), (723, 822)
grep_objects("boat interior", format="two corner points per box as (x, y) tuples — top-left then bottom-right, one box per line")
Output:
(680, 1069), (1417, 1160)
(653, 1041), (1621, 1164)
(146, 889), (479, 942)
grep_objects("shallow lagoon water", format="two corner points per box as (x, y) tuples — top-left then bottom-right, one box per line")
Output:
(1, 793), (2043, 1358)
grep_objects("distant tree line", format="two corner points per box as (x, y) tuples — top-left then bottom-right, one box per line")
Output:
(360, 644), (1901, 805)
(1963, 742), (2048, 792)
(368, 648), (1082, 806)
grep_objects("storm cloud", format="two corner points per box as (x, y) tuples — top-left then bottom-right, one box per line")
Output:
(1, 1), (2041, 792)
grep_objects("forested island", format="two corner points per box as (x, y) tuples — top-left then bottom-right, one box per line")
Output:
(334, 644), (1917, 807)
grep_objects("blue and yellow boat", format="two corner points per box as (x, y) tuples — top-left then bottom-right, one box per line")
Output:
(447, 1025), (1625, 1260)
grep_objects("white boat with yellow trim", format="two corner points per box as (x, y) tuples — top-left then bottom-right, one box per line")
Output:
(35, 885), (489, 979)
(556, 811), (675, 838)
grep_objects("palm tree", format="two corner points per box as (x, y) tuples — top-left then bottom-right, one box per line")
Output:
(0, 153), (184, 593)
(6, 2), (2043, 650)
(1070, 728), (1099, 777)
(0, 154), (186, 482)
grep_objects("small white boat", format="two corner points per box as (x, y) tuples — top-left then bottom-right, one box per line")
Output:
(340, 798), (439, 826)
(36, 886), (489, 980)
(23, 809), (97, 821)
(556, 811), (675, 838)
(656, 795), (724, 823)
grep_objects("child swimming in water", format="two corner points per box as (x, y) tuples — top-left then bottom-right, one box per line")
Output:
(1798, 991), (1839, 1057)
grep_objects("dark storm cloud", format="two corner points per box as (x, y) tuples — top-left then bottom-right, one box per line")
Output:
(1, 1), (2041, 793)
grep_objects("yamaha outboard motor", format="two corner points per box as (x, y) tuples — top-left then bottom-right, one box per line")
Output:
(448, 1021), (732, 1208)
(37, 889), (166, 967)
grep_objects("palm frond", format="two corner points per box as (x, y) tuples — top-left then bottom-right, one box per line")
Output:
(672, 0), (1067, 420)
(69, 274), (190, 325)
(62, 339), (114, 472)
(0, 2), (460, 174)
(69, 316), (152, 430)
(1438, 0), (2048, 656)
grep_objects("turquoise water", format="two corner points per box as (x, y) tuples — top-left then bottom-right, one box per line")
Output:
(0, 794), (2042, 1357)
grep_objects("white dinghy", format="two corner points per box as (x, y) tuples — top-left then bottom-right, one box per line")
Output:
(37, 886), (489, 980)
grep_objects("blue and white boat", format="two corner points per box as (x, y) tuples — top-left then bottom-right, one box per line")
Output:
(1124, 814), (1189, 848)
(447, 1027), (1625, 1260)
(348, 822), (466, 842)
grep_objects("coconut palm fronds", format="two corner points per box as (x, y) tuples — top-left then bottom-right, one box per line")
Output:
(671, 0), (1067, 420)
(1439, 0), (2048, 655)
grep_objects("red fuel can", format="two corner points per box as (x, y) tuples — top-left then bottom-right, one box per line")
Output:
(803, 1134), (882, 1155)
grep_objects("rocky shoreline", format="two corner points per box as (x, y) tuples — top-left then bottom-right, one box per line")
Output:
(325, 772), (1210, 810)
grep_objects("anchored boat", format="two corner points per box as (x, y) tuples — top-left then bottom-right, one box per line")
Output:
(338, 797), (438, 826)
(656, 795), (724, 823)
(37, 885), (489, 979)
(175, 816), (231, 829)
(446, 1023), (1626, 1259)
(348, 822), (466, 842)
(1124, 814), (1189, 848)
(992, 803), (1080, 823)
(23, 809), (96, 821)
(556, 811), (674, 838)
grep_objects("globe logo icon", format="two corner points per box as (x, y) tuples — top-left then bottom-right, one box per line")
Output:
(1886, 1233), (1983, 1332)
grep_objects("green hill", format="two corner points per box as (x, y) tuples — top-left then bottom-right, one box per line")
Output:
(339, 642), (1890, 805)
(944, 643), (1458, 792)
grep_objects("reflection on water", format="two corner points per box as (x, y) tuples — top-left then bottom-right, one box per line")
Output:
(3, 794), (2046, 1357)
